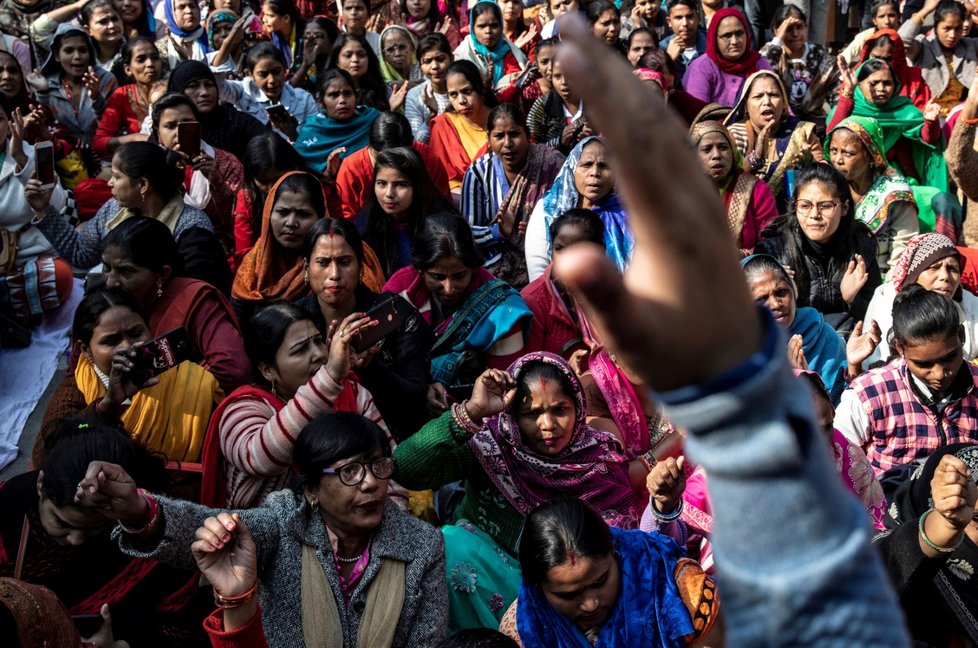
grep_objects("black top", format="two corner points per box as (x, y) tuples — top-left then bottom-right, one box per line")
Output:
(295, 285), (435, 440)
(201, 103), (270, 162)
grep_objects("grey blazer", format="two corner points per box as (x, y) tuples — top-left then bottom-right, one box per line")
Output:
(899, 19), (978, 99)
(117, 489), (448, 648)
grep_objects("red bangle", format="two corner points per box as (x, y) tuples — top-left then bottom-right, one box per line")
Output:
(121, 488), (158, 535)
(214, 581), (259, 608)
(961, 116), (978, 125)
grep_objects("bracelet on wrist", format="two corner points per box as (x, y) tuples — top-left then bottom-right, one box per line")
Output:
(651, 499), (684, 522)
(961, 116), (978, 125)
(214, 581), (259, 609)
(452, 401), (482, 435)
(121, 488), (159, 535)
(918, 508), (963, 554)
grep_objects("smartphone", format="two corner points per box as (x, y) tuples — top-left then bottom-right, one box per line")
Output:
(265, 103), (291, 122)
(71, 614), (103, 638)
(446, 383), (475, 402)
(513, 62), (539, 90)
(177, 121), (201, 159)
(34, 140), (56, 190)
(129, 327), (193, 384)
(352, 295), (408, 352)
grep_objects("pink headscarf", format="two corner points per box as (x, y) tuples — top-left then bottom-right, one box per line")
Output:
(634, 67), (670, 91)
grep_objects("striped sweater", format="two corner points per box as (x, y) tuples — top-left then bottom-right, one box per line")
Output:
(220, 367), (388, 508)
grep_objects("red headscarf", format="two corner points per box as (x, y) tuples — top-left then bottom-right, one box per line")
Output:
(706, 7), (762, 76)
(857, 28), (931, 110)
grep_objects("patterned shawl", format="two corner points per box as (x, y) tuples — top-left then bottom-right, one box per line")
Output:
(689, 119), (757, 242)
(890, 232), (962, 292)
(0, 578), (81, 648)
(826, 116), (915, 235)
(469, 352), (643, 528)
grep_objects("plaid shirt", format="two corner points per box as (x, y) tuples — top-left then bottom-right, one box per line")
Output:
(851, 360), (978, 475)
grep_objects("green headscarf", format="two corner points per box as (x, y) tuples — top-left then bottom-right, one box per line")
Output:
(377, 25), (418, 84)
(826, 61), (948, 195)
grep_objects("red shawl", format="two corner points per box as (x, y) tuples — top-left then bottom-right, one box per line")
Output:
(706, 8), (762, 77)
(857, 28), (932, 110)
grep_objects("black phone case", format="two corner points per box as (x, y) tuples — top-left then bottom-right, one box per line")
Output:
(352, 296), (408, 351)
(130, 327), (193, 384)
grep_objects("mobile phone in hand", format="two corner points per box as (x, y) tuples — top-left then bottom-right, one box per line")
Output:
(129, 327), (193, 385)
(177, 121), (201, 159)
(352, 295), (408, 352)
(35, 140), (56, 189)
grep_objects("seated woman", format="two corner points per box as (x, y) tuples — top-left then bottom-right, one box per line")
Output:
(836, 284), (978, 476)
(1, 418), (196, 646)
(335, 109), (450, 220)
(498, 0), (538, 60)
(156, 0), (210, 69)
(384, 213), (532, 395)
(875, 444), (978, 646)
(586, 1), (623, 52)
(30, 141), (227, 284)
(853, 29), (930, 111)
(462, 103), (566, 289)
(93, 37), (161, 160)
(0, 96), (74, 324)
(525, 137), (631, 282)
(755, 164), (880, 335)
(742, 254), (847, 403)
(0, 51), (32, 116)
(758, 4), (839, 123)
(723, 70), (822, 210)
(358, 147), (453, 278)
(33, 24), (118, 176)
(214, 41), (319, 142)
(394, 354), (646, 632)
(290, 15), (339, 92)
(453, 1), (527, 100)
(401, 0), (451, 42)
(115, 0), (155, 39)
(327, 33), (391, 111)
(827, 116), (918, 276)
(232, 171), (328, 315)
(900, 0), (977, 117)
(863, 233), (978, 365)
(166, 60), (270, 163)
(201, 301), (395, 508)
(522, 210), (668, 459)
(294, 219), (433, 441)
(526, 57), (590, 156)
(378, 25), (420, 85)
(499, 497), (720, 647)
(682, 7), (772, 107)
(150, 92), (244, 250)
(35, 287), (222, 465)
(295, 68), (380, 174)
(429, 60), (494, 198)
(205, 8), (245, 77)
(78, 412), (449, 647)
(233, 131), (308, 270)
(828, 58), (949, 230)
(841, 0), (900, 67)
(689, 119), (778, 253)
(31, 0), (125, 78)
(98, 216), (249, 393)
(260, 0), (303, 74)
(404, 33), (454, 145)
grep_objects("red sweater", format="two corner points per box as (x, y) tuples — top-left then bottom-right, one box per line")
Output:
(204, 607), (268, 648)
(93, 85), (150, 159)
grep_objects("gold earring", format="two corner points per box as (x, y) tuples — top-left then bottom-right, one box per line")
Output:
(304, 269), (309, 283)
(156, 282), (163, 298)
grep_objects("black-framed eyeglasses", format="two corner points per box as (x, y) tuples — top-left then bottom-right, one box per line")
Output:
(322, 457), (395, 486)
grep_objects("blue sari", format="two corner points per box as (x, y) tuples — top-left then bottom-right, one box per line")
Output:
(516, 527), (694, 648)
(789, 307), (847, 405)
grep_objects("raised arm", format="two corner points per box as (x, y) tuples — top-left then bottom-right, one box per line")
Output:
(551, 15), (911, 645)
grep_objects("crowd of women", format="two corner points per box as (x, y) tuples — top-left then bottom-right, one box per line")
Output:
(1, 0), (978, 646)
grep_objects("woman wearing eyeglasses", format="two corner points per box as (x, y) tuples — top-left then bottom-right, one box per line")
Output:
(755, 163), (881, 336)
(74, 409), (448, 648)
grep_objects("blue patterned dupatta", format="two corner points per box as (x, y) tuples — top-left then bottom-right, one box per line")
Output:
(515, 528), (693, 648)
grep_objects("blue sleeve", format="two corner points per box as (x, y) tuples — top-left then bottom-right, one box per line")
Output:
(656, 310), (911, 646)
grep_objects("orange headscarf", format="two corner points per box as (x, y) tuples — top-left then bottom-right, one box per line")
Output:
(232, 171), (326, 302)
(233, 171), (386, 301)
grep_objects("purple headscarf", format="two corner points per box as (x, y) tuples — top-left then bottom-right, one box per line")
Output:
(468, 351), (644, 529)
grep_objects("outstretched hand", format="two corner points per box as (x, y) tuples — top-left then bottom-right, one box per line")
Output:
(465, 368), (517, 424)
(551, 14), (761, 392)
(192, 512), (258, 598)
(847, 319), (882, 369)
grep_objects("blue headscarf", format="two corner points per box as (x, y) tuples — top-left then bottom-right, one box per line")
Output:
(542, 136), (633, 273)
(468, 0), (511, 86)
(295, 106), (380, 173)
(164, 0), (210, 52)
(515, 527), (693, 648)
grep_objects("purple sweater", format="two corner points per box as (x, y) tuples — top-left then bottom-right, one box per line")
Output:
(682, 54), (773, 107)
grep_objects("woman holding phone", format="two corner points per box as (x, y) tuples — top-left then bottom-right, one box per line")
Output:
(0, 96), (75, 324)
(295, 218), (434, 441)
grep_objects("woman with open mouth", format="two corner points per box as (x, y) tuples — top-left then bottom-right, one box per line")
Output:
(723, 68), (822, 213)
